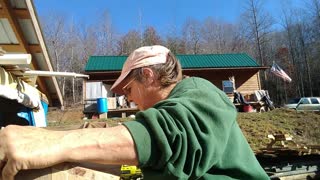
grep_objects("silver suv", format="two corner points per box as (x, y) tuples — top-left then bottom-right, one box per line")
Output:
(284, 97), (320, 111)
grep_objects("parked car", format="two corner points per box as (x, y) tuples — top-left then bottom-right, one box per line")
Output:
(284, 97), (320, 111)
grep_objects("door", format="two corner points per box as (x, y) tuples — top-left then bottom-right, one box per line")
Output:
(296, 98), (311, 111)
(310, 98), (320, 111)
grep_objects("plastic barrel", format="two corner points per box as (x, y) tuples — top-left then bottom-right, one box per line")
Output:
(97, 97), (108, 113)
(41, 100), (48, 127)
(17, 108), (34, 126)
(243, 105), (253, 112)
(41, 101), (48, 116)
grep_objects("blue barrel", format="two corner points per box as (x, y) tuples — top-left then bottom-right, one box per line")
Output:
(41, 100), (48, 127)
(17, 107), (35, 126)
(97, 97), (108, 113)
(41, 101), (48, 116)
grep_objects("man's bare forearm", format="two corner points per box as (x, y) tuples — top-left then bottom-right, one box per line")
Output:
(0, 125), (138, 180)
(63, 125), (138, 165)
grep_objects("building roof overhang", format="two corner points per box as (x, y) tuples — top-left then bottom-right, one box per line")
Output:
(0, 0), (63, 106)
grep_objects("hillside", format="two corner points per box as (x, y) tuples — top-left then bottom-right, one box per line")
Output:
(47, 107), (320, 152)
(237, 108), (320, 151)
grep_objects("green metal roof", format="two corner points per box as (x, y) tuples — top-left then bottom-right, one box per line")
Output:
(85, 53), (260, 72)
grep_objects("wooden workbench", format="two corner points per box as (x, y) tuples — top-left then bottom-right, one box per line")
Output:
(16, 162), (120, 180)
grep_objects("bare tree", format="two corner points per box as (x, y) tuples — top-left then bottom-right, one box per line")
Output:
(306, 0), (320, 95)
(201, 18), (221, 53)
(280, 5), (302, 97)
(142, 26), (162, 46)
(71, 21), (104, 104)
(95, 10), (117, 55)
(78, 25), (98, 62)
(182, 18), (202, 54)
(241, 0), (274, 88)
(296, 19), (313, 96)
(117, 30), (142, 55)
(41, 13), (68, 72)
(307, 0), (320, 38)
(41, 12), (69, 105)
(163, 24), (186, 54)
(201, 18), (242, 54)
(165, 37), (186, 54)
(40, 13), (98, 105)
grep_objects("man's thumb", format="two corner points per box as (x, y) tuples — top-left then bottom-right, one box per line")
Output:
(2, 161), (17, 180)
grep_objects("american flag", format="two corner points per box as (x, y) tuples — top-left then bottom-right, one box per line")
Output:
(270, 63), (292, 82)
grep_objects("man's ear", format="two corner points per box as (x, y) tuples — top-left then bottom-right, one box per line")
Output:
(142, 68), (155, 85)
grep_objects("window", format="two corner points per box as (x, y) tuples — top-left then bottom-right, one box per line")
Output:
(311, 98), (320, 104)
(288, 98), (300, 104)
(300, 98), (310, 104)
(222, 80), (234, 94)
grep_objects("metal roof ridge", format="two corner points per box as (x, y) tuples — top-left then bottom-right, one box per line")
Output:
(176, 53), (249, 56)
(89, 53), (251, 57)
(89, 55), (128, 58)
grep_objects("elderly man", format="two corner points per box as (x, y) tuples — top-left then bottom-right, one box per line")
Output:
(0, 45), (268, 179)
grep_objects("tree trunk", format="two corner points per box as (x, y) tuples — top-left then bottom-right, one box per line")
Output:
(298, 26), (313, 96)
(73, 78), (75, 104)
(54, 48), (60, 72)
(62, 77), (66, 103)
(249, 0), (266, 89)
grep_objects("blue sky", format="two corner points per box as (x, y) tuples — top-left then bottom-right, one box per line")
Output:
(33, 0), (305, 35)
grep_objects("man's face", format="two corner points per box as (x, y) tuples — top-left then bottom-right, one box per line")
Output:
(122, 77), (156, 110)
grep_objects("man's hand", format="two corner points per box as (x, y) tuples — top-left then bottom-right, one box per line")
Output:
(0, 125), (68, 180)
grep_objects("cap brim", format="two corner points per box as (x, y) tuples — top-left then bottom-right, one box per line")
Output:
(110, 70), (130, 95)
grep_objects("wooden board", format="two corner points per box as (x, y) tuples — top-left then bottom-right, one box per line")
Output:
(16, 162), (120, 180)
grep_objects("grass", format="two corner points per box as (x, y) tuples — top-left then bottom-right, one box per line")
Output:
(237, 108), (320, 151)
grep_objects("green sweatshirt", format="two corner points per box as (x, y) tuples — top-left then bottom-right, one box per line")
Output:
(124, 77), (269, 180)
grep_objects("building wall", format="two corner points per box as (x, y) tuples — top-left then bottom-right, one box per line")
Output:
(86, 69), (262, 96)
(237, 73), (260, 93)
(183, 69), (261, 93)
